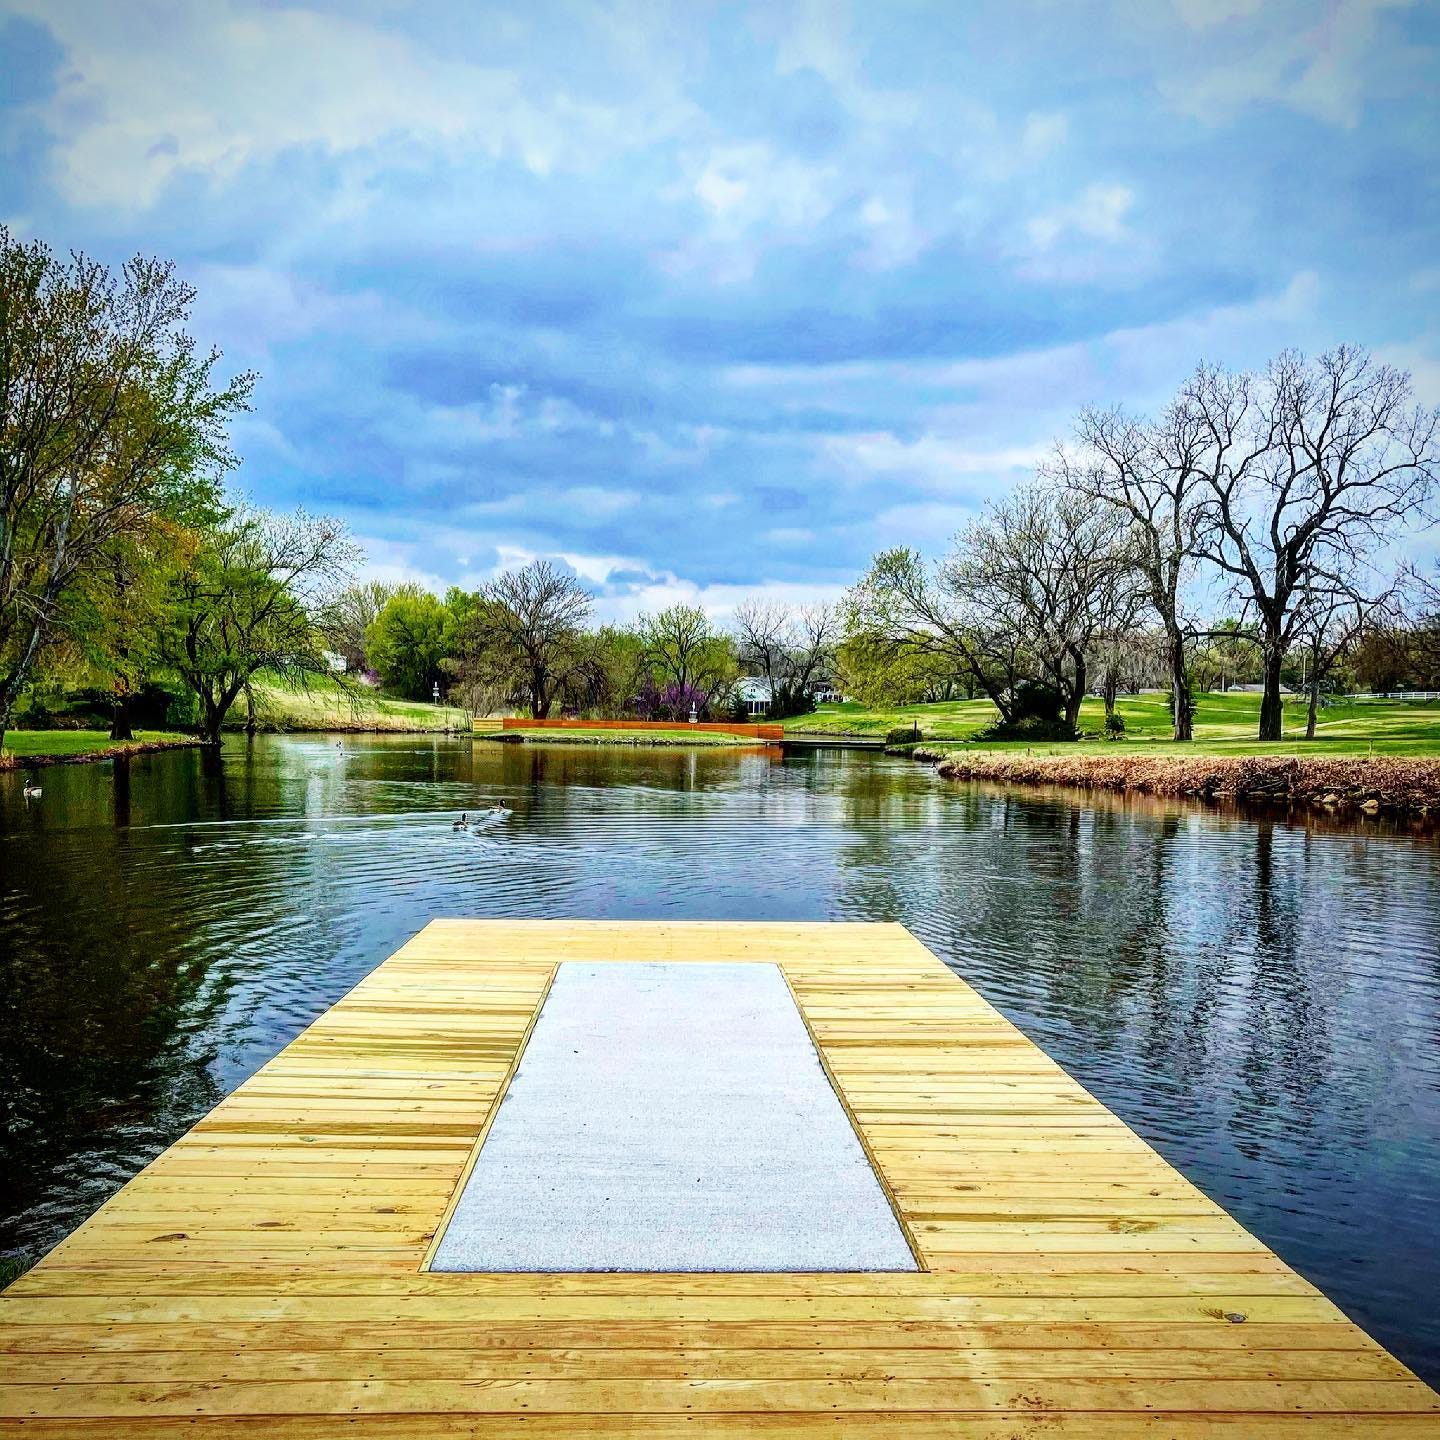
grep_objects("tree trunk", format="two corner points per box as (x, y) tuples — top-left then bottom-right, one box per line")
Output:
(198, 688), (231, 746)
(1064, 652), (1086, 733)
(0, 611), (53, 755)
(1166, 629), (1193, 742)
(1102, 665), (1119, 720)
(110, 689), (134, 741)
(1258, 642), (1285, 741)
(243, 683), (257, 736)
(1305, 662), (1321, 740)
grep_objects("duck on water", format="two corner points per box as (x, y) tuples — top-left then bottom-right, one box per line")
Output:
(453, 802), (512, 832)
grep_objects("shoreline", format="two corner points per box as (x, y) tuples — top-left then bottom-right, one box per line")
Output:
(477, 730), (762, 748)
(934, 750), (1440, 815)
(0, 735), (202, 771)
(231, 721), (469, 736)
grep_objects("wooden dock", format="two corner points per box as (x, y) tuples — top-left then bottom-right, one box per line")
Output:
(2, 919), (1436, 1435)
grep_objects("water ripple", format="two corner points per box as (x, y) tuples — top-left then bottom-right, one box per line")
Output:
(1, 735), (1438, 1381)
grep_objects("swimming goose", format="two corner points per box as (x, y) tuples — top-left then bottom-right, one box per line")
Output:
(22, 779), (41, 800)
(452, 812), (469, 831)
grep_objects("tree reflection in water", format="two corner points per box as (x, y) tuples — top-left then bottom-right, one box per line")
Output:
(1, 736), (1437, 1380)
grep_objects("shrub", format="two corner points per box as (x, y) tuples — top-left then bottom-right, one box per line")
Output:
(970, 681), (1079, 743)
(1104, 711), (1126, 739)
(885, 725), (923, 745)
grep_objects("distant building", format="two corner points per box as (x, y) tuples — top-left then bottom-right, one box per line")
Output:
(736, 676), (845, 716)
(321, 650), (348, 674)
(737, 676), (772, 716)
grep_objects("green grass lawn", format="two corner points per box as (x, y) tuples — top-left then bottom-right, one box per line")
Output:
(784, 692), (1440, 757)
(477, 727), (759, 747)
(246, 676), (469, 733)
(1, 729), (197, 763)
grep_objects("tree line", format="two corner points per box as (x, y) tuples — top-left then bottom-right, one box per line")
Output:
(4, 228), (1437, 752)
(0, 230), (851, 746)
(324, 569), (839, 726)
(848, 348), (1439, 741)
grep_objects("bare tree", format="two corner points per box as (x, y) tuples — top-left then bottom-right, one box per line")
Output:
(464, 559), (593, 718)
(953, 484), (1140, 731)
(318, 579), (397, 673)
(1087, 620), (1154, 723)
(165, 509), (357, 744)
(1054, 398), (1216, 739)
(733, 599), (838, 718)
(1406, 562), (1440, 686)
(0, 228), (254, 748)
(1186, 348), (1437, 740)
(1291, 573), (1398, 738)
(847, 485), (1138, 732)
(844, 547), (1030, 723)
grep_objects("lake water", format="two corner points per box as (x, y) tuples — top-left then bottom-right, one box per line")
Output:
(2, 734), (1438, 1381)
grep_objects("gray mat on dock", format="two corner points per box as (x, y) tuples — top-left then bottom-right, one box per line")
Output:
(429, 961), (917, 1272)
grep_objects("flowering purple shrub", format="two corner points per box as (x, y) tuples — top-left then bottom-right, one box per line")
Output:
(629, 679), (710, 720)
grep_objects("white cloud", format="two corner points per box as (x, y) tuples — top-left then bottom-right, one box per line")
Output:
(856, 188), (928, 271)
(186, 263), (394, 360)
(1374, 340), (1440, 408)
(726, 270), (1324, 415)
(10, 1), (681, 209)
(352, 534), (452, 595)
(353, 522), (846, 624)
(821, 434), (1050, 490)
(558, 486), (641, 519)
(1027, 183), (1135, 251)
(666, 142), (841, 281)
(591, 573), (848, 626)
(869, 500), (979, 544)
(1020, 111), (1069, 158)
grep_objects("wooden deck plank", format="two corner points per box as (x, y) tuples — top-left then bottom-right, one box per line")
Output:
(1, 919), (1435, 1434)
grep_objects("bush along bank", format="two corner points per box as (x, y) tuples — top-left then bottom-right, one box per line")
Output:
(933, 752), (1440, 816)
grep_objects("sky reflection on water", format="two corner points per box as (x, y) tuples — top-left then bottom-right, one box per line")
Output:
(2, 734), (1438, 1380)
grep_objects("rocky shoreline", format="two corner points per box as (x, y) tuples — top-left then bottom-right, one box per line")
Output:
(933, 751), (1440, 816)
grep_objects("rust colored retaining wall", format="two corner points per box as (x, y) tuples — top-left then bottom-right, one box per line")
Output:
(501, 717), (784, 741)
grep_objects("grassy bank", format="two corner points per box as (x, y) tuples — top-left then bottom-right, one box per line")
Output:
(1, 730), (200, 769)
(478, 727), (761, 747)
(786, 692), (1440, 757)
(243, 676), (469, 733)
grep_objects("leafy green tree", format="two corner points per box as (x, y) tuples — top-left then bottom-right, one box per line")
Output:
(635, 604), (737, 714)
(364, 587), (450, 700)
(590, 625), (648, 716)
(835, 631), (965, 707)
(0, 227), (252, 750)
(164, 509), (357, 744)
(65, 524), (190, 738)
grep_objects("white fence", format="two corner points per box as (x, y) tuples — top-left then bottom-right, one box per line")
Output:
(1345, 692), (1440, 702)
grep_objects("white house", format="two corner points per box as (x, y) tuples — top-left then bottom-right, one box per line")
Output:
(736, 676), (845, 716)
(737, 676), (772, 716)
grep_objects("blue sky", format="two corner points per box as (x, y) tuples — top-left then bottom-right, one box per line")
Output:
(2, 0), (1437, 618)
